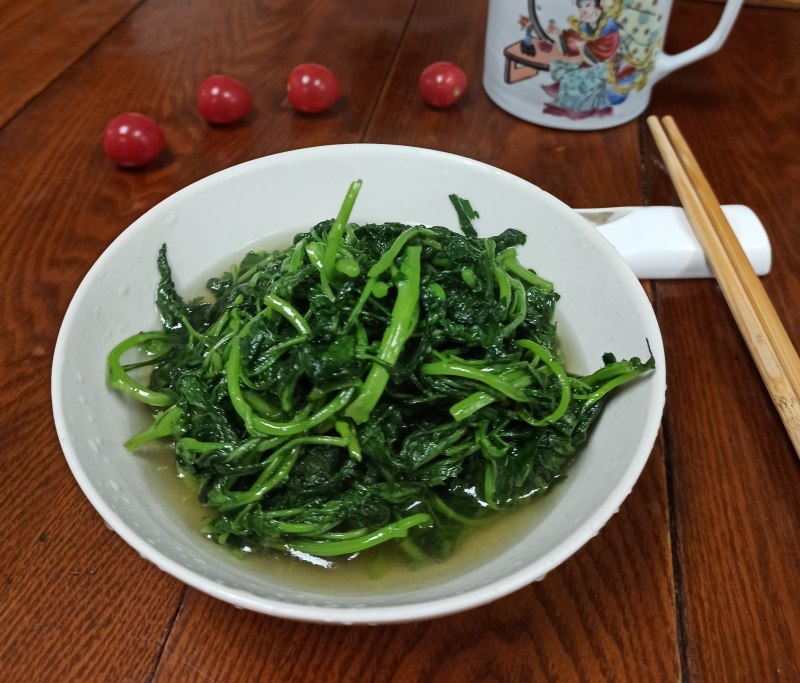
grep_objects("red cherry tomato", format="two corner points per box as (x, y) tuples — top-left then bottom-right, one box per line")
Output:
(103, 113), (166, 168)
(287, 64), (340, 113)
(418, 62), (467, 108)
(198, 75), (252, 124)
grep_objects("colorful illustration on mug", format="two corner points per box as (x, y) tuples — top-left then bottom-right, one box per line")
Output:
(503, 0), (662, 120)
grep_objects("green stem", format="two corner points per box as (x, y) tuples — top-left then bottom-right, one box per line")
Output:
(241, 390), (283, 419)
(206, 310), (230, 338)
(493, 266), (512, 311)
(397, 536), (428, 563)
(227, 339), (354, 436)
(449, 391), (497, 421)
(346, 245), (422, 424)
(430, 494), (479, 526)
(580, 359), (644, 388)
(367, 227), (433, 278)
(305, 528), (368, 540)
(305, 242), (334, 300)
(251, 334), (309, 374)
(214, 446), (300, 511)
(323, 180), (362, 280)
(345, 228), (433, 333)
(125, 404), (182, 450)
(335, 420), (362, 462)
(449, 367), (532, 420)
(275, 520), (340, 535)
(578, 369), (648, 409)
(202, 331), (235, 372)
(215, 436), (348, 511)
(422, 357), (529, 402)
(477, 420), (507, 459)
(497, 248), (553, 292)
(287, 238), (307, 273)
(175, 438), (228, 454)
(263, 294), (311, 335)
(238, 252), (280, 283)
(518, 340), (571, 425)
(343, 278), (376, 332)
(483, 460), (499, 509)
(285, 513), (431, 557)
(108, 332), (174, 407)
(502, 277), (527, 336)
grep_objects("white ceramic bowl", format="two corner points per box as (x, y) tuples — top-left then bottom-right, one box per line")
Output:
(52, 144), (665, 624)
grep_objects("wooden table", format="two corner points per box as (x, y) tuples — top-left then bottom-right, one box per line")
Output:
(1, 1), (798, 680)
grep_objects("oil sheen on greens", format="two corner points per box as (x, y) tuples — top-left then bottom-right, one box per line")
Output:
(108, 181), (654, 566)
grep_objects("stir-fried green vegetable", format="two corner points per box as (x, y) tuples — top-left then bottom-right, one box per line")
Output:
(108, 182), (654, 564)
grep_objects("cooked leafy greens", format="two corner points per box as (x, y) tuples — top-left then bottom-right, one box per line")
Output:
(108, 181), (654, 565)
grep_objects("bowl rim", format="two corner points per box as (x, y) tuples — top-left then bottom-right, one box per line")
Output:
(51, 143), (666, 624)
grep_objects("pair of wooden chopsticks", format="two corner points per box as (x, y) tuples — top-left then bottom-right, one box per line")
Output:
(647, 115), (800, 459)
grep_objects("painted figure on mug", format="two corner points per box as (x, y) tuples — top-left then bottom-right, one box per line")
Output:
(510, 0), (662, 121)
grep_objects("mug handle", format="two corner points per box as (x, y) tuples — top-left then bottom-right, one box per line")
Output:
(651, 0), (744, 84)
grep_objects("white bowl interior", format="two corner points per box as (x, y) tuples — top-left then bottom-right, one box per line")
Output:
(52, 144), (665, 623)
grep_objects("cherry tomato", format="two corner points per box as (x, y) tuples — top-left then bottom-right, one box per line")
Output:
(287, 63), (340, 113)
(198, 75), (252, 124)
(103, 113), (166, 168)
(418, 62), (467, 108)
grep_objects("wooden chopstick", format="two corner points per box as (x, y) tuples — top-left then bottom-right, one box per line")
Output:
(660, 116), (800, 400)
(647, 115), (800, 458)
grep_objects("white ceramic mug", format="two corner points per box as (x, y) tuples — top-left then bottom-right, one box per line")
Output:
(483, 0), (743, 130)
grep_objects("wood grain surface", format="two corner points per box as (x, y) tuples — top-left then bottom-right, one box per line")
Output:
(648, 3), (800, 680)
(0, 0), (142, 126)
(0, 0), (797, 681)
